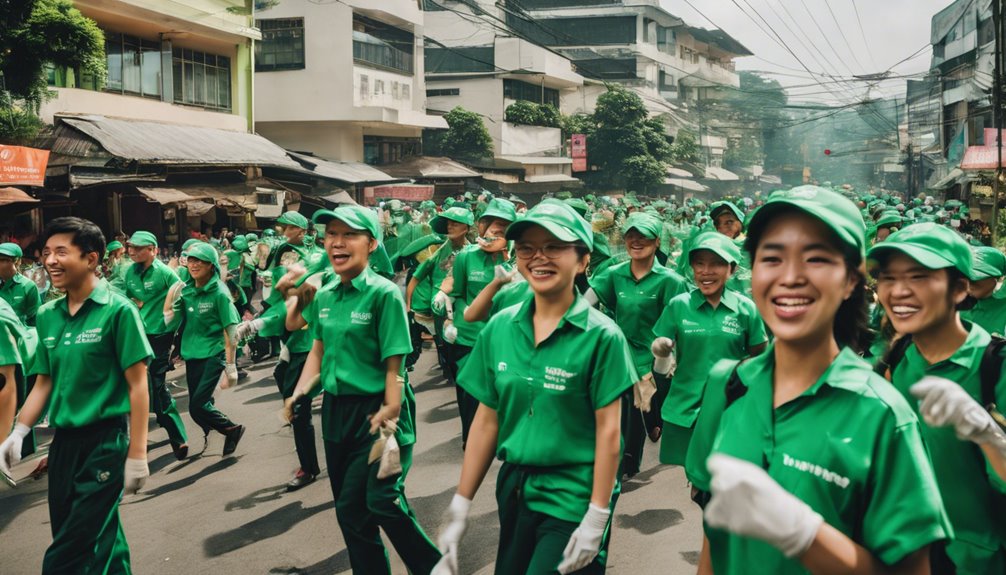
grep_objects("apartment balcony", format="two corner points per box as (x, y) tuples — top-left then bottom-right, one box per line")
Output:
(40, 87), (247, 132)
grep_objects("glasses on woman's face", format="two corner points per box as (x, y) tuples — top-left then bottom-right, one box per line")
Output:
(515, 243), (576, 260)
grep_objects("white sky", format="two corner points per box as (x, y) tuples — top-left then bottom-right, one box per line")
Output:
(660, 0), (955, 103)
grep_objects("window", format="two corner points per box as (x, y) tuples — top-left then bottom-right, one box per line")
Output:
(103, 33), (162, 98)
(503, 79), (559, 108)
(364, 135), (422, 165)
(427, 88), (460, 97)
(425, 46), (495, 73)
(506, 15), (636, 46)
(352, 14), (414, 75)
(256, 18), (305, 72)
(173, 48), (232, 110)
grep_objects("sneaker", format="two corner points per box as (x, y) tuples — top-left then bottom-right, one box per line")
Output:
(171, 442), (189, 461)
(222, 425), (245, 456)
(237, 369), (249, 381)
(286, 469), (316, 492)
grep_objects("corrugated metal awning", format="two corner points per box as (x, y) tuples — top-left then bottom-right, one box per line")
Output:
(136, 187), (209, 204)
(664, 178), (709, 192)
(0, 187), (39, 206)
(287, 151), (398, 184)
(704, 167), (740, 181)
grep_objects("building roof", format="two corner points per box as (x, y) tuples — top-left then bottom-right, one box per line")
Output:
(663, 178), (708, 192)
(287, 151), (399, 184)
(682, 26), (753, 57)
(704, 166), (740, 181)
(55, 115), (300, 168)
(0, 187), (39, 206)
(379, 156), (481, 179)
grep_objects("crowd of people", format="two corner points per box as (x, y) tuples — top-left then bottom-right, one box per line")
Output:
(0, 183), (1004, 574)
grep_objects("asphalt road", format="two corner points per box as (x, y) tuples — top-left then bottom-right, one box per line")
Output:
(0, 346), (703, 574)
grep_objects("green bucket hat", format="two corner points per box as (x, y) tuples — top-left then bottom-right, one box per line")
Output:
(689, 231), (741, 265)
(431, 206), (475, 234)
(0, 243), (23, 258)
(505, 200), (594, 250)
(875, 211), (902, 229)
(105, 241), (123, 253)
(479, 198), (517, 223)
(313, 206), (382, 241)
(747, 186), (866, 263)
(277, 211), (309, 230)
(398, 234), (445, 258)
(185, 242), (221, 273)
(971, 246), (1006, 280)
(232, 237), (249, 252)
(245, 233), (258, 242)
(710, 201), (745, 226)
(867, 222), (976, 280)
(564, 198), (590, 218)
(181, 239), (203, 254)
(621, 212), (661, 240)
(420, 200), (437, 211)
(128, 230), (158, 247)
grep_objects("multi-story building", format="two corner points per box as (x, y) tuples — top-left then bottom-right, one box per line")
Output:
(253, 0), (447, 166)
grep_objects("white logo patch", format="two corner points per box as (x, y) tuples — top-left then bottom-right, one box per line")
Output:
(782, 453), (850, 489)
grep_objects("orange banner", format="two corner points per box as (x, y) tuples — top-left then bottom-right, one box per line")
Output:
(0, 145), (49, 187)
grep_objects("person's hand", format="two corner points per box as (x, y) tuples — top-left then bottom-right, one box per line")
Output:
(236, 318), (264, 341)
(276, 263), (307, 294)
(651, 337), (674, 357)
(651, 337), (676, 376)
(123, 458), (149, 495)
(281, 392), (301, 423)
(557, 503), (611, 573)
(432, 493), (472, 575)
(494, 264), (517, 285)
(633, 373), (658, 413)
(443, 322), (458, 344)
(910, 377), (1006, 451)
(369, 403), (402, 435)
(294, 282), (317, 312)
(439, 276), (454, 295)
(167, 256), (179, 269)
(705, 454), (823, 558)
(222, 363), (239, 389)
(0, 423), (29, 476)
(433, 290), (453, 317)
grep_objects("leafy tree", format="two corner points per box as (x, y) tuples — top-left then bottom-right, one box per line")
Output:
(561, 112), (594, 138)
(0, 91), (43, 146)
(589, 85), (669, 192)
(670, 130), (701, 165)
(504, 100), (543, 126)
(537, 104), (560, 128)
(425, 106), (492, 161)
(723, 134), (763, 171)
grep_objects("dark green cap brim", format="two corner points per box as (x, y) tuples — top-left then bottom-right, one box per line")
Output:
(868, 244), (963, 276)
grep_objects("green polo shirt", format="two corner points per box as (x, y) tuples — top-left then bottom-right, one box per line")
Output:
(239, 252), (256, 288)
(961, 297), (1006, 337)
(490, 280), (533, 319)
(652, 288), (767, 427)
(410, 256), (438, 315)
(458, 295), (637, 523)
(105, 258), (132, 295)
(590, 260), (687, 374)
(0, 299), (28, 369)
(270, 240), (324, 271)
(412, 241), (466, 315)
(167, 277), (240, 360)
(451, 245), (509, 346)
(707, 346), (952, 574)
(0, 273), (41, 326)
(890, 323), (1006, 571)
(30, 279), (152, 429)
(124, 259), (182, 335)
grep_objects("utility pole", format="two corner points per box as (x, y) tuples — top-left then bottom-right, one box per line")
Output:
(994, 0), (1003, 244)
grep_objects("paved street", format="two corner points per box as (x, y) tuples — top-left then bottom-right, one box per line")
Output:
(0, 347), (702, 574)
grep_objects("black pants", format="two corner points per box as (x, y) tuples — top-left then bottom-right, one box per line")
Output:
(147, 333), (188, 447)
(274, 352), (320, 476)
(645, 372), (672, 433)
(184, 353), (236, 435)
(405, 315), (429, 369)
(446, 343), (477, 446)
(620, 389), (647, 477)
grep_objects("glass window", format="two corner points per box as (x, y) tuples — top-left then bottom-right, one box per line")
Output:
(352, 14), (414, 75)
(503, 79), (559, 108)
(172, 47), (232, 110)
(141, 40), (161, 97)
(122, 36), (141, 94)
(256, 18), (305, 72)
(106, 36), (123, 91)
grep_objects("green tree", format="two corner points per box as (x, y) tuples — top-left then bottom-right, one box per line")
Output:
(670, 130), (701, 165)
(425, 106), (492, 161)
(561, 112), (594, 139)
(589, 85), (669, 192)
(504, 100), (543, 126)
(723, 134), (762, 171)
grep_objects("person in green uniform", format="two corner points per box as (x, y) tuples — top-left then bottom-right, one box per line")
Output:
(123, 230), (190, 460)
(0, 242), (41, 326)
(870, 223), (1006, 573)
(445, 198), (515, 447)
(961, 245), (1006, 336)
(585, 212), (687, 478)
(710, 201), (744, 241)
(694, 186), (951, 575)
(397, 234), (446, 370)
(0, 297), (35, 463)
(164, 242), (245, 455)
(0, 217), (152, 573)
(103, 240), (131, 294)
(650, 231), (766, 467)
(432, 201), (635, 575)
(284, 205), (441, 575)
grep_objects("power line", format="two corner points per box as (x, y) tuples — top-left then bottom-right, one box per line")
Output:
(822, 0), (866, 72)
(851, 0), (879, 70)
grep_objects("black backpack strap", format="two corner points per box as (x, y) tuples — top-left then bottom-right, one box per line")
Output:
(979, 335), (1006, 411)
(874, 334), (914, 378)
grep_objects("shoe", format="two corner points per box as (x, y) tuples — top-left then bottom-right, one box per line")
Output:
(172, 442), (189, 461)
(648, 426), (662, 443)
(29, 457), (48, 480)
(286, 469), (316, 492)
(237, 370), (249, 381)
(222, 425), (245, 456)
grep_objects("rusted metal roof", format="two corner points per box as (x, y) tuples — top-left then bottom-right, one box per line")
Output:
(379, 156), (481, 179)
(286, 151), (398, 184)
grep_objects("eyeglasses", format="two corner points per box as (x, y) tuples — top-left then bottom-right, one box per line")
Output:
(515, 243), (576, 260)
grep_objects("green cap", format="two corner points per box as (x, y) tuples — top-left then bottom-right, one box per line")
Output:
(105, 241), (123, 253)
(971, 246), (1006, 280)
(505, 200), (594, 250)
(313, 206), (382, 241)
(875, 211), (902, 229)
(181, 239), (202, 254)
(710, 201), (745, 226)
(689, 231), (741, 265)
(277, 211), (309, 230)
(479, 198), (517, 223)
(398, 234), (445, 258)
(431, 206), (475, 234)
(232, 237), (249, 252)
(621, 212), (661, 239)
(185, 242), (221, 273)
(564, 198), (590, 218)
(128, 230), (158, 247)
(420, 200), (437, 211)
(748, 185), (866, 263)
(263, 229), (277, 237)
(0, 243), (23, 258)
(245, 233), (258, 242)
(867, 223), (976, 280)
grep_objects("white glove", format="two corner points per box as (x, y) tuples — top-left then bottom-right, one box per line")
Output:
(123, 457), (149, 495)
(443, 322), (458, 344)
(705, 454), (823, 558)
(279, 343), (290, 363)
(557, 503), (611, 574)
(910, 377), (1006, 453)
(433, 290), (454, 318)
(634, 373), (658, 413)
(224, 363), (239, 387)
(494, 264), (517, 284)
(236, 318), (264, 340)
(432, 493), (472, 575)
(651, 337), (676, 376)
(0, 423), (29, 476)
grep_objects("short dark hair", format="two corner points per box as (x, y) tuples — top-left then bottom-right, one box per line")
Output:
(42, 217), (106, 260)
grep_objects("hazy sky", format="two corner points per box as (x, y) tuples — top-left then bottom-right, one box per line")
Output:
(660, 0), (955, 102)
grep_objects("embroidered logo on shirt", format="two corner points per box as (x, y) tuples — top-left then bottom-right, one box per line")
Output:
(319, 307), (330, 319)
(469, 270), (488, 282)
(782, 453), (850, 489)
(497, 362), (507, 372)
(543, 366), (577, 391)
(198, 301), (215, 313)
(351, 311), (372, 325)
(74, 328), (103, 344)
(722, 316), (742, 336)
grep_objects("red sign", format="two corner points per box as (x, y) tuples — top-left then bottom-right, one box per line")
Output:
(961, 145), (1002, 170)
(364, 184), (434, 204)
(571, 133), (587, 173)
(572, 157), (588, 172)
(0, 145), (49, 187)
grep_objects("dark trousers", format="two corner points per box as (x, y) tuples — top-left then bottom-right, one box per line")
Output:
(147, 333), (188, 446)
(445, 343), (477, 446)
(405, 316), (430, 369)
(14, 368), (36, 458)
(184, 353), (236, 435)
(44, 418), (131, 575)
(323, 393), (440, 575)
(495, 463), (608, 575)
(645, 372), (672, 433)
(274, 352), (320, 476)
(620, 389), (647, 477)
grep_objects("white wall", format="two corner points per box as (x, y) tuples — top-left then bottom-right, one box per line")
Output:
(501, 122), (562, 157)
(426, 76), (504, 146)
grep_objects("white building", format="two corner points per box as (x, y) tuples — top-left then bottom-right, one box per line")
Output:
(254, 0), (447, 165)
